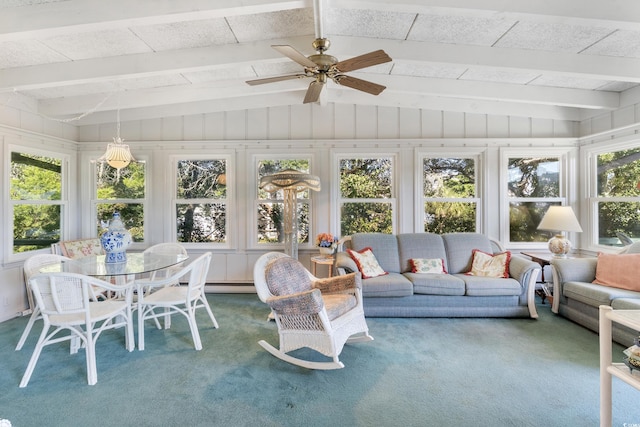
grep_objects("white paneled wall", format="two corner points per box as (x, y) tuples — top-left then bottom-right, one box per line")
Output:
(78, 103), (578, 142)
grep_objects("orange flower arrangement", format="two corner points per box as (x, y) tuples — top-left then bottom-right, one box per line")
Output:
(315, 233), (336, 248)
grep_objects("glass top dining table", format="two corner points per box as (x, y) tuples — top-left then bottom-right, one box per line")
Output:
(39, 252), (189, 277)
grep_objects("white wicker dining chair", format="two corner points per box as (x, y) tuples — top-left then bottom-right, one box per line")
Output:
(19, 272), (135, 387)
(135, 252), (218, 351)
(253, 252), (373, 370)
(15, 254), (72, 351)
(136, 242), (189, 328)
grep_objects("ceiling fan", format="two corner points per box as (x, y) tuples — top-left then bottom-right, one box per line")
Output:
(246, 38), (392, 104)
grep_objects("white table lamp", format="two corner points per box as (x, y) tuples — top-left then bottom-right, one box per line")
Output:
(537, 206), (583, 258)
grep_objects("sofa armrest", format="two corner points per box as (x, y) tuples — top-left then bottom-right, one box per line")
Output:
(550, 258), (598, 314)
(508, 256), (542, 318)
(335, 251), (358, 276)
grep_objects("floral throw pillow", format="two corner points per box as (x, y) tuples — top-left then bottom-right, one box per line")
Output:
(466, 249), (510, 278)
(410, 258), (447, 274)
(347, 247), (388, 279)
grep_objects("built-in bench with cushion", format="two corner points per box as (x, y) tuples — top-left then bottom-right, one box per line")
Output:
(335, 232), (541, 318)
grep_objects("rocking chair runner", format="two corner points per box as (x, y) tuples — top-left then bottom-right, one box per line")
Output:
(253, 252), (373, 370)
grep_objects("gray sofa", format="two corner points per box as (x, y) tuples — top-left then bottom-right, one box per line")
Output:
(551, 243), (640, 346)
(335, 232), (541, 318)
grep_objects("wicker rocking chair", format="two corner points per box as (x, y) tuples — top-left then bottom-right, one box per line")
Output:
(253, 252), (373, 370)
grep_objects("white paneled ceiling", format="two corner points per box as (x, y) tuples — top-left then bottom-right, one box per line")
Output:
(1, 0), (639, 125)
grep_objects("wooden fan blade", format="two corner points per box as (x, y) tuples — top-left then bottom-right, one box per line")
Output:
(272, 45), (318, 69)
(246, 74), (306, 86)
(334, 75), (386, 96)
(334, 50), (392, 72)
(303, 81), (324, 103)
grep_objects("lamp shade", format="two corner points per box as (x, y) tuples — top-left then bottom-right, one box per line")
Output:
(259, 169), (321, 193)
(537, 206), (582, 233)
(100, 137), (135, 170)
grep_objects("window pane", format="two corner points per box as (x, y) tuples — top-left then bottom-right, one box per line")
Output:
(258, 159), (310, 199)
(97, 203), (144, 242)
(423, 158), (475, 198)
(13, 205), (61, 253)
(424, 202), (476, 233)
(340, 158), (392, 198)
(257, 202), (309, 244)
(508, 157), (559, 198)
(176, 203), (226, 243)
(597, 147), (640, 197)
(598, 201), (640, 246)
(96, 161), (145, 199)
(509, 201), (559, 242)
(341, 202), (392, 235)
(11, 152), (61, 200)
(177, 160), (227, 199)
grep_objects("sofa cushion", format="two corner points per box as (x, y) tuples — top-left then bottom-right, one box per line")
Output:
(563, 281), (640, 307)
(350, 233), (401, 273)
(459, 275), (522, 296)
(410, 258), (447, 274)
(593, 252), (640, 291)
(360, 272), (413, 297)
(397, 233), (447, 273)
(405, 272), (465, 295)
(442, 233), (494, 274)
(466, 249), (510, 278)
(347, 247), (388, 279)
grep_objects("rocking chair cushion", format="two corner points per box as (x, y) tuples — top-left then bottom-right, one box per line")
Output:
(323, 294), (357, 320)
(265, 257), (312, 296)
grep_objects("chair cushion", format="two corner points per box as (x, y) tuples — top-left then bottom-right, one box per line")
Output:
(322, 294), (357, 320)
(265, 257), (312, 296)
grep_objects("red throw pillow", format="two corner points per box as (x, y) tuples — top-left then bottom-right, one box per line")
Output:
(593, 252), (640, 291)
(347, 247), (388, 279)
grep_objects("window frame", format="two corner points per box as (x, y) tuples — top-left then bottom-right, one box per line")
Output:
(251, 151), (317, 251)
(416, 149), (483, 234)
(500, 147), (576, 249)
(89, 154), (149, 249)
(332, 150), (398, 237)
(169, 153), (234, 249)
(583, 137), (640, 251)
(5, 143), (70, 263)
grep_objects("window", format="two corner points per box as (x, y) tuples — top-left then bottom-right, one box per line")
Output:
(592, 145), (640, 247)
(338, 157), (394, 236)
(257, 159), (311, 246)
(422, 157), (478, 233)
(10, 150), (64, 254)
(95, 161), (146, 242)
(175, 158), (227, 244)
(507, 156), (562, 243)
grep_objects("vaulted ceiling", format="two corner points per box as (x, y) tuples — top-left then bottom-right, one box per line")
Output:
(1, 0), (639, 126)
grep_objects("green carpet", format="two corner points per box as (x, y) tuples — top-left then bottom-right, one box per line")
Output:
(1, 294), (639, 427)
